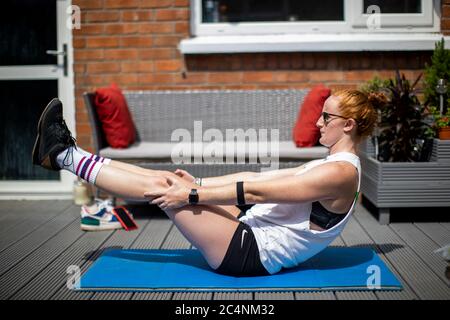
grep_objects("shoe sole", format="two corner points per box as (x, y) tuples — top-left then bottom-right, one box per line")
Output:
(81, 224), (123, 231)
(32, 98), (61, 166)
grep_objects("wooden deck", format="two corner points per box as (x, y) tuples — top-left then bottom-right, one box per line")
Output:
(0, 200), (449, 300)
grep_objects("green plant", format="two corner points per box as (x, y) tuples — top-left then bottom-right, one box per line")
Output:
(428, 105), (450, 130)
(360, 76), (390, 93)
(361, 71), (431, 162)
(424, 38), (450, 113)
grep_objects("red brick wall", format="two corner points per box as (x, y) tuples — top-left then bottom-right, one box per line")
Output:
(442, 0), (450, 34)
(72, 0), (447, 150)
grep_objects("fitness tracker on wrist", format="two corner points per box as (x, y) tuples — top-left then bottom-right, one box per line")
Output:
(236, 181), (246, 205)
(189, 189), (199, 205)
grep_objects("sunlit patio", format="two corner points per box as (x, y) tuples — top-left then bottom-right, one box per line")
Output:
(0, 200), (448, 300)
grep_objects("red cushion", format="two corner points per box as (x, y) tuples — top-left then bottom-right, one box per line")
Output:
(293, 85), (331, 147)
(94, 84), (136, 148)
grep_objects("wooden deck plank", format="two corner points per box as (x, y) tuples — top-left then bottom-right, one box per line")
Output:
(0, 205), (79, 278)
(0, 213), (31, 235)
(11, 228), (113, 300)
(0, 201), (71, 237)
(172, 292), (213, 300)
(131, 292), (172, 300)
(0, 207), (83, 299)
(213, 292), (253, 300)
(354, 206), (450, 300)
(51, 217), (150, 300)
(390, 222), (449, 284)
(131, 217), (172, 250)
(414, 223), (450, 247)
(254, 292), (295, 300)
(295, 291), (336, 300)
(335, 291), (378, 300)
(340, 216), (417, 300)
(330, 235), (345, 247)
(0, 209), (64, 254)
(0, 200), (29, 212)
(0, 201), (47, 234)
(0, 200), (71, 214)
(160, 223), (191, 250)
(91, 292), (134, 300)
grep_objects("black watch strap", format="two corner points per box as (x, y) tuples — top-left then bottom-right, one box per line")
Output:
(236, 181), (245, 205)
(189, 189), (199, 205)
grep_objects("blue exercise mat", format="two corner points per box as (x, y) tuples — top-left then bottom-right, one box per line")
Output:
(77, 248), (402, 292)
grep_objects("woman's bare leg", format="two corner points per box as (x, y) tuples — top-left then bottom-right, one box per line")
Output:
(164, 205), (241, 269)
(94, 165), (168, 201)
(108, 160), (166, 177)
(93, 165), (242, 268)
(102, 160), (245, 217)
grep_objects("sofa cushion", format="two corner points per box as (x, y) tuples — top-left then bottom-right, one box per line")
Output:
(293, 84), (331, 147)
(99, 141), (328, 160)
(95, 84), (136, 148)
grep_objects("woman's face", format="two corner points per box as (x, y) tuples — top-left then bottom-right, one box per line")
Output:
(316, 95), (350, 147)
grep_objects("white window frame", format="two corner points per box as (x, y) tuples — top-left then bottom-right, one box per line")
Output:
(191, 0), (441, 36)
(181, 0), (445, 53)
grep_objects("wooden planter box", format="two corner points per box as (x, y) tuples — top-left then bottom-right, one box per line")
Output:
(360, 139), (450, 224)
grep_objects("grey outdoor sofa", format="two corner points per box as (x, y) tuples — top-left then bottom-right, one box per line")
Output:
(83, 89), (329, 178)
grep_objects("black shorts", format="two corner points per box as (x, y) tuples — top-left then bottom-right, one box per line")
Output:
(215, 217), (270, 277)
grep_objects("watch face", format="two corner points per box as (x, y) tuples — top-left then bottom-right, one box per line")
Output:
(189, 189), (199, 204)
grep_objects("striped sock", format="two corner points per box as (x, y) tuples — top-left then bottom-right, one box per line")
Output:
(56, 147), (104, 185)
(76, 147), (111, 165)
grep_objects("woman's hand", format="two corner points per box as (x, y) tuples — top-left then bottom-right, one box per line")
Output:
(144, 176), (194, 210)
(174, 169), (195, 184)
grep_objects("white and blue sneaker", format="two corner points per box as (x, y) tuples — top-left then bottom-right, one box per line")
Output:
(80, 198), (124, 231)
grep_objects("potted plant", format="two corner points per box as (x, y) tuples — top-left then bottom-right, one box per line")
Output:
(359, 72), (450, 225)
(427, 106), (450, 140)
(362, 71), (433, 162)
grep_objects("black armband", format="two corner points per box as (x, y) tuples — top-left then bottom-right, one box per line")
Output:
(236, 181), (246, 205)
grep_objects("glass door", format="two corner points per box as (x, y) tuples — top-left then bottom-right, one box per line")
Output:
(0, 0), (75, 198)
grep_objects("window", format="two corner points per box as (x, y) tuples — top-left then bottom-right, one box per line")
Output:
(363, 0), (421, 13)
(351, 0), (436, 28)
(192, 0), (440, 36)
(202, 0), (344, 23)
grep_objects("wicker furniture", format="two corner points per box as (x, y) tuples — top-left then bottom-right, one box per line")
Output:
(84, 89), (328, 178)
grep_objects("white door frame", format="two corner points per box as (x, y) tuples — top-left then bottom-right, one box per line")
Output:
(0, 0), (76, 199)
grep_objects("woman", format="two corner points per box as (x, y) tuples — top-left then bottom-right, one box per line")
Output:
(32, 89), (380, 276)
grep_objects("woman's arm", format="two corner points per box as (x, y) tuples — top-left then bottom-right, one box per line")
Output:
(201, 166), (305, 187)
(175, 161), (316, 187)
(146, 162), (356, 209)
(174, 169), (258, 186)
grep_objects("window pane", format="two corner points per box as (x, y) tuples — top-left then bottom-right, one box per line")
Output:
(363, 0), (421, 14)
(202, 0), (344, 23)
(0, 80), (59, 181)
(0, 0), (57, 66)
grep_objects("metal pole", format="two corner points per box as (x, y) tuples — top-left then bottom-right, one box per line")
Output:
(436, 79), (447, 116)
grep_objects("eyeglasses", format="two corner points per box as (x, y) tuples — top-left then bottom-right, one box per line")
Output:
(321, 112), (349, 125)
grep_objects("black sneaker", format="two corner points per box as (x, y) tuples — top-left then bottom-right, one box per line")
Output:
(32, 98), (76, 171)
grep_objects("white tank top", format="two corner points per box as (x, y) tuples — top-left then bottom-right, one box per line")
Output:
(239, 152), (361, 274)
